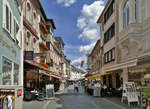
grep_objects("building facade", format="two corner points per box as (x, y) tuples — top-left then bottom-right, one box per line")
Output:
(97, 0), (121, 88)
(94, 0), (150, 88)
(87, 40), (101, 75)
(0, 0), (23, 108)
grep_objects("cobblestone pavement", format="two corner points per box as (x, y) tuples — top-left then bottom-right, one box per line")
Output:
(23, 85), (140, 109)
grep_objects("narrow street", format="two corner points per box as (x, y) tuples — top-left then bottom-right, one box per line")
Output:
(23, 85), (139, 109)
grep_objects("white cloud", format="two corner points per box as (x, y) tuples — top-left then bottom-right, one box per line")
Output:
(79, 42), (96, 53)
(73, 1), (105, 70)
(56, 0), (76, 7)
(77, 0), (104, 42)
(71, 56), (86, 66)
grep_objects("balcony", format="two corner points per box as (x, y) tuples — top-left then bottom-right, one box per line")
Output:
(40, 42), (49, 51)
(40, 22), (49, 34)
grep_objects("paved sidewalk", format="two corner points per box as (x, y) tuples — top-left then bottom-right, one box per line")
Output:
(23, 85), (140, 109)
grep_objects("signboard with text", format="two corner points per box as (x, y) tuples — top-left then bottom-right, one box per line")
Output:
(24, 51), (34, 60)
(122, 82), (139, 106)
(46, 84), (55, 99)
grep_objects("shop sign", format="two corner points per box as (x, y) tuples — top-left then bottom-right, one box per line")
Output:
(0, 35), (16, 56)
(122, 82), (139, 106)
(46, 84), (55, 99)
(17, 89), (22, 97)
(140, 85), (150, 109)
(24, 51), (34, 60)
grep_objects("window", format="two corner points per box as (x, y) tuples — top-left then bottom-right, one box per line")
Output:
(33, 38), (36, 52)
(46, 42), (50, 50)
(123, 0), (130, 28)
(26, 3), (31, 21)
(104, 0), (114, 23)
(2, 57), (12, 85)
(4, 4), (13, 36)
(6, 5), (9, 30)
(3, 1), (21, 41)
(33, 12), (36, 28)
(104, 48), (115, 64)
(135, 0), (138, 21)
(14, 63), (19, 85)
(14, 19), (19, 40)
(104, 23), (115, 43)
(2, 57), (20, 85)
(26, 32), (30, 50)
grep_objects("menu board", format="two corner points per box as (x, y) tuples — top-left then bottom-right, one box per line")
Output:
(141, 85), (150, 109)
(123, 82), (139, 106)
(46, 84), (55, 99)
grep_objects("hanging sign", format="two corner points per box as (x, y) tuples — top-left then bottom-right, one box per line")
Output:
(24, 51), (34, 60)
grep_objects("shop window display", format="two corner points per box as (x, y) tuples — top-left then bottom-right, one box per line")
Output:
(0, 89), (15, 109)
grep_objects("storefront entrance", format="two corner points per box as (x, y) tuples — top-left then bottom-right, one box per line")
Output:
(116, 73), (121, 88)
(108, 75), (112, 88)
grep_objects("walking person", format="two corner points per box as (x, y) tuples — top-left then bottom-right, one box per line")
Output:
(74, 81), (79, 93)
(93, 80), (101, 97)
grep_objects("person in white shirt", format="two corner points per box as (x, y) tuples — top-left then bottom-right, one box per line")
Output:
(74, 82), (79, 93)
(94, 81), (101, 97)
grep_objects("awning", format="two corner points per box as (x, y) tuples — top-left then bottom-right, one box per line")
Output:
(105, 59), (137, 72)
(50, 74), (61, 79)
(24, 60), (41, 69)
(24, 60), (52, 73)
(144, 74), (150, 80)
(88, 72), (111, 79)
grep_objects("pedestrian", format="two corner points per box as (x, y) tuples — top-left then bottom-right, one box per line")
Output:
(74, 82), (79, 93)
(93, 80), (101, 97)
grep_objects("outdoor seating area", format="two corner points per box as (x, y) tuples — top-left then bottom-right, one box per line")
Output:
(86, 87), (122, 97)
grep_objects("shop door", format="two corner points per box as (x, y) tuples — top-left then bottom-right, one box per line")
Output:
(116, 73), (121, 88)
(108, 75), (112, 88)
(103, 75), (106, 85)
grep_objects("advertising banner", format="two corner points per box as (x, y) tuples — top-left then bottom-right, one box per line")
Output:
(140, 85), (150, 109)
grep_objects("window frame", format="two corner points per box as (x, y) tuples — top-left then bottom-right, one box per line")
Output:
(123, 0), (130, 29)
(104, 0), (115, 23)
(104, 23), (115, 44)
(104, 48), (115, 64)
(3, 1), (14, 38)
(26, 2), (31, 22)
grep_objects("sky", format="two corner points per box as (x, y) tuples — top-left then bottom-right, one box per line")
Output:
(40, 0), (108, 69)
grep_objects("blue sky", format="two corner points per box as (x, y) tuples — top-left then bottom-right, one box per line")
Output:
(40, 0), (108, 69)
